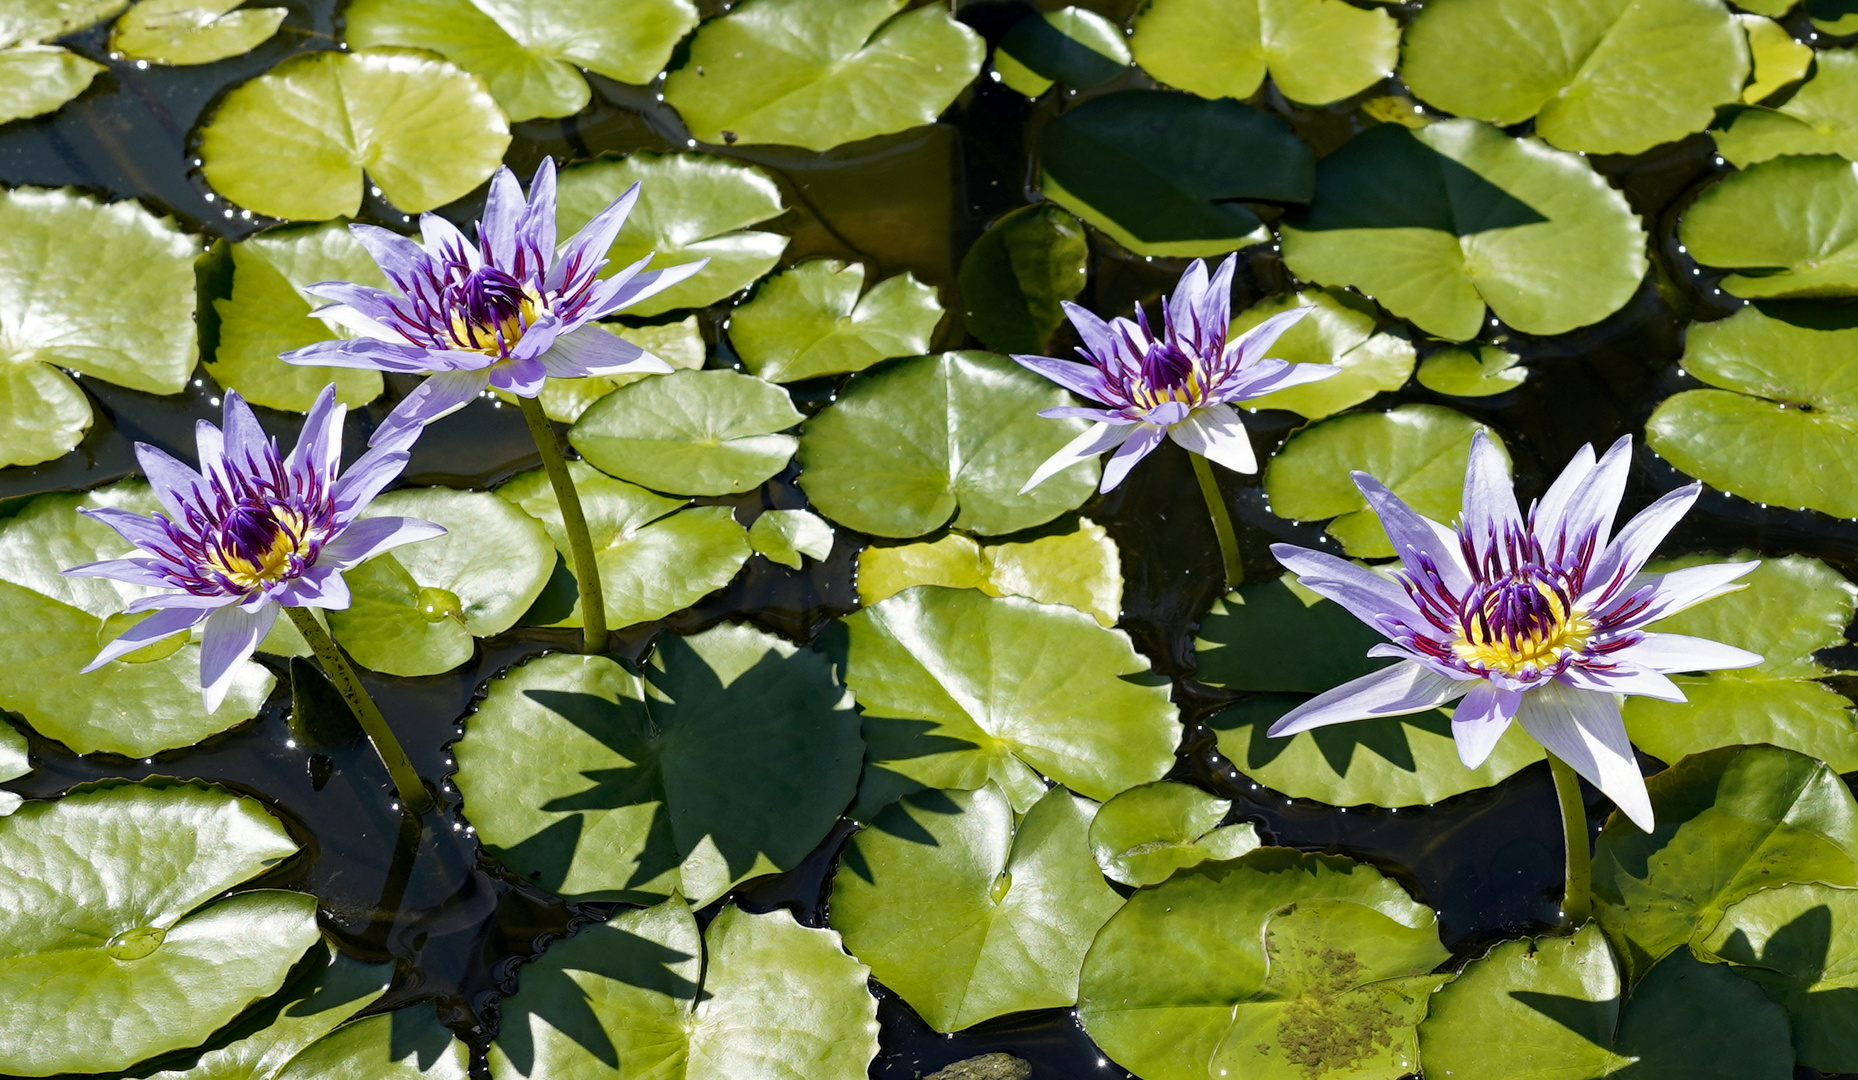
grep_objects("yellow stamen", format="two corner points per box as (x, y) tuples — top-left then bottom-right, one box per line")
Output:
(1452, 579), (1592, 675)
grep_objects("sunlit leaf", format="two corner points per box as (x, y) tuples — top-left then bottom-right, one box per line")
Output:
(1233, 289), (1414, 419)
(746, 508), (834, 569)
(730, 259), (943, 384)
(1736, 14), (1813, 104)
(1088, 781), (1259, 887)
(1678, 155), (1858, 298)
(1415, 344), (1527, 397)
(569, 369), (802, 496)
(994, 7), (1129, 97)
(0, 46), (103, 124)
(1130, 0), (1400, 106)
(111, 0), (286, 66)
(857, 518), (1121, 627)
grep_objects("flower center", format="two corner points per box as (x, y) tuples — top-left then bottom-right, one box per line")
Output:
(1452, 569), (1591, 676)
(1128, 342), (1207, 410)
(205, 503), (313, 590)
(446, 266), (543, 356)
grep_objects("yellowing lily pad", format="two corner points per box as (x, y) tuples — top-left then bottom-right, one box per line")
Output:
(857, 517), (1122, 627)
(1130, 0), (1400, 107)
(1737, 14), (1813, 104)
(110, 0), (286, 66)
(1232, 289), (1414, 419)
(0, 46), (104, 124)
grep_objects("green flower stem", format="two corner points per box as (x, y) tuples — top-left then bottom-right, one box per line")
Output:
(1191, 452), (1244, 589)
(286, 607), (431, 814)
(518, 395), (607, 654)
(1547, 751), (1592, 925)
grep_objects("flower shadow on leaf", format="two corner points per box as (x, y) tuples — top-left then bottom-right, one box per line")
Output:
(1214, 692), (1438, 776)
(1293, 124), (1549, 236)
(1713, 902), (1835, 982)
(836, 787), (964, 885)
(1508, 989), (1617, 1053)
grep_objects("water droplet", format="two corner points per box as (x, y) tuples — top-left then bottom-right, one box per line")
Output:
(107, 926), (165, 961)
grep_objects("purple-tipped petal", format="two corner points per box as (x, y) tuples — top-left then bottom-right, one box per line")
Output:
(1220, 357), (1339, 403)
(135, 443), (205, 520)
(1581, 484), (1702, 607)
(585, 257), (708, 318)
(539, 324), (665, 378)
(280, 338), (441, 372)
(420, 212), (480, 269)
(1550, 435), (1634, 558)
(348, 223), (434, 285)
(1020, 421), (1131, 494)
(478, 165), (525, 269)
(284, 384), (345, 486)
(82, 602), (219, 672)
(547, 181), (640, 294)
(76, 505), (171, 552)
(1271, 544), (1422, 630)
(1269, 660), (1470, 737)
(1227, 307), (1311, 365)
(330, 445), (413, 523)
(1165, 258), (1210, 334)
(1168, 403), (1256, 474)
(1516, 680), (1653, 832)
(1460, 429), (1522, 542)
(274, 564), (351, 609)
(1060, 301), (1121, 365)
(63, 558), (174, 591)
(1451, 681), (1522, 768)
(1012, 353), (1113, 402)
(317, 515), (447, 569)
(371, 369), (490, 444)
(1352, 472), (1471, 593)
(1196, 254), (1237, 340)
(1617, 631), (1763, 674)
(1099, 422), (1167, 492)
(198, 601), (279, 712)
(516, 157), (558, 275)
(1621, 560), (1759, 625)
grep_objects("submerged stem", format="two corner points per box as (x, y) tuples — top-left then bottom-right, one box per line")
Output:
(1547, 752), (1593, 925)
(1191, 452), (1244, 590)
(519, 396), (607, 654)
(286, 607), (431, 814)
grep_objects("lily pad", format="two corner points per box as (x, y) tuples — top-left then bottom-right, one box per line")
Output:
(1677, 155), (1858, 298)
(3, 0), (128, 40)
(454, 625), (862, 905)
(661, 0), (984, 152)
(490, 901), (878, 1080)
(994, 7), (1129, 97)
(111, 0), (286, 66)
(1622, 553), (1858, 770)
(747, 508), (834, 569)
(1699, 882), (1858, 1073)
(1813, 0), (1858, 35)
(1646, 304), (1858, 516)
(0, 46), (104, 124)
(1038, 90), (1310, 258)
(844, 586), (1177, 817)
(0, 718), (27, 816)
(1079, 849), (1448, 1080)
(1129, 0), (1400, 107)
(0, 187), (199, 467)
(1416, 924), (1795, 1080)
(857, 517), (1122, 627)
(198, 49), (511, 221)
(730, 259), (943, 384)
(1737, 14), (1813, 104)
(797, 351), (1099, 538)
(495, 317), (705, 423)
(1280, 120), (1649, 341)
(569, 369), (802, 496)
(1088, 780), (1259, 887)
(1263, 404), (1503, 558)
(1400, 0), (1749, 155)
(830, 784), (1124, 1031)
(345, 0), (697, 121)
(1591, 743), (1858, 982)
(1232, 289), (1415, 419)
(0, 482), (273, 757)
(957, 203), (1089, 355)
(208, 221), (386, 413)
(1416, 344), (1527, 397)
(555, 153), (788, 317)
(263, 1009), (470, 1080)
(0, 779), (320, 1077)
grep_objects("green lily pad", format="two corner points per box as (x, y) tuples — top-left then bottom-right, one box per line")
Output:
(0, 779), (320, 1077)
(555, 153), (788, 317)
(730, 259), (943, 384)
(1038, 90), (1310, 258)
(495, 317), (706, 423)
(497, 461), (751, 630)
(0, 187), (200, 467)
(844, 586), (1177, 817)
(1699, 882), (1858, 1073)
(797, 351), (1099, 538)
(1232, 289), (1415, 419)
(661, 0), (984, 152)
(2, 0), (126, 42)
(831, 784), (1124, 1031)
(1737, 0), (1798, 14)
(1401, 0), (1748, 155)
(569, 369), (802, 496)
(0, 718), (28, 816)
(1646, 304), (1858, 516)
(265, 1009), (469, 1080)
(0, 46), (104, 124)
(1263, 404), (1503, 558)
(957, 203), (1089, 355)
(0, 482), (273, 758)
(1088, 780), (1259, 887)
(857, 517), (1122, 627)
(345, 0), (697, 121)
(110, 0), (286, 66)
(1623, 553), (1858, 770)
(747, 508), (834, 569)
(1736, 14), (1813, 105)
(198, 49), (511, 221)
(1416, 924), (1795, 1080)
(1677, 155), (1858, 298)
(1280, 120), (1649, 341)
(1416, 344), (1527, 397)
(490, 901), (877, 1080)
(1129, 0), (1401, 107)
(1592, 743), (1858, 983)
(208, 221), (386, 413)
(1079, 849), (1448, 1080)
(1813, 0), (1858, 35)
(454, 624), (862, 905)
(994, 7), (1130, 97)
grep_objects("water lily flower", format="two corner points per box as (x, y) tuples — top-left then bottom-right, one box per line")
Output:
(1013, 255), (1338, 493)
(64, 386), (443, 712)
(280, 158), (703, 440)
(1268, 432), (1761, 830)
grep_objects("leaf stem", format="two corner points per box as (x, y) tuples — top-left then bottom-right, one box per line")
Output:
(1191, 452), (1244, 590)
(286, 607), (431, 814)
(1548, 751), (1593, 925)
(519, 395), (607, 654)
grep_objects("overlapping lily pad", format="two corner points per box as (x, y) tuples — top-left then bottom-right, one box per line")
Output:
(1130, 0), (1400, 106)
(454, 625), (862, 905)
(1232, 289), (1415, 419)
(798, 351), (1099, 538)
(844, 586), (1177, 816)
(1700, 882), (1858, 1073)
(1416, 344), (1527, 397)
(831, 784), (1123, 1031)
(0, 482), (273, 757)
(747, 508), (834, 568)
(0, 187), (199, 467)
(111, 0), (287, 66)
(1677, 155), (1858, 298)
(857, 517), (1122, 627)
(729, 259), (943, 384)
(0, 779), (320, 1077)
(0, 46), (103, 124)
(957, 203), (1088, 355)
(555, 153), (788, 316)
(1079, 849), (1448, 1080)
(569, 369), (802, 496)
(661, 0), (983, 152)
(1280, 119), (1648, 340)
(993, 7), (1129, 97)
(1736, 14), (1814, 105)
(198, 49), (511, 221)
(1089, 781), (1259, 887)
(345, 0), (697, 121)
(496, 317), (705, 423)
(490, 901), (878, 1080)
(0, 719), (27, 816)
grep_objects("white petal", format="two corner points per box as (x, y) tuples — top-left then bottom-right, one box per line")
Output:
(1451, 681), (1523, 769)
(199, 602), (278, 713)
(1516, 680), (1653, 832)
(1169, 404), (1256, 473)
(1618, 632), (1763, 674)
(1019, 422), (1131, 493)
(1558, 662), (1688, 703)
(82, 602), (219, 672)
(1271, 544), (1422, 629)
(1622, 560), (1759, 625)
(1269, 661), (1470, 737)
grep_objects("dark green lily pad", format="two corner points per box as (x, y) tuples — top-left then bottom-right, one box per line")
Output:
(994, 7), (1129, 97)
(1718, 40), (1855, 165)
(1088, 781), (1259, 887)
(730, 259), (943, 384)
(1738, 13), (1813, 104)
(957, 203), (1089, 355)
(1814, 0), (1858, 35)
(1130, 0), (1400, 106)
(830, 784), (1124, 1031)
(746, 508), (834, 569)
(0, 46), (103, 124)
(569, 369), (802, 496)
(453, 624), (862, 905)
(1678, 155), (1858, 298)
(857, 517), (1122, 627)
(1700, 882), (1858, 1073)
(1416, 344), (1527, 397)
(111, 0), (286, 65)
(1232, 289), (1414, 419)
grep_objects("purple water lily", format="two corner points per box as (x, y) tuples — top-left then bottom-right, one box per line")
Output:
(1013, 255), (1338, 492)
(1268, 432), (1760, 830)
(281, 158), (703, 441)
(64, 386), (443, 711)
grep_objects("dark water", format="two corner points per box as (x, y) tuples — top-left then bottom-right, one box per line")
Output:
(3, 2), (1857, 1078)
